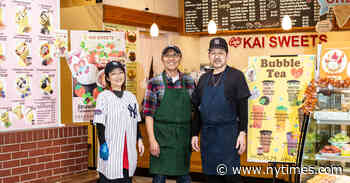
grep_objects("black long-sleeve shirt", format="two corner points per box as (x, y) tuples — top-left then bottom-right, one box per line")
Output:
(97, 123), (142, 145)
(191, 66), (251, 137)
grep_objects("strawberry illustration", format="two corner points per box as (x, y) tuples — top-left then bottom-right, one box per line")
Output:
(93, 87), (103, 99)
(74, 85), (85, 97)
(108, 52), (118, 58)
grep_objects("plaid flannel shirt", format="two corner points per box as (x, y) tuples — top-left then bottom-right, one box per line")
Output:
(143, 71), (195, 117)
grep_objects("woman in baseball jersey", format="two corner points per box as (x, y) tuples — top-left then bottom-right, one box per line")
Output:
(94, 61), (144, 183)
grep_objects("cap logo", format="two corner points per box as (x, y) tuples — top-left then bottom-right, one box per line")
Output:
(215, 39), (220, 44)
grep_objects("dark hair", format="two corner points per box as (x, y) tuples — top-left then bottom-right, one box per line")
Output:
(104, 61), (126, 90)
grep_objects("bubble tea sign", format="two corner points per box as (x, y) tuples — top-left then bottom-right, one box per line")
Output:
(246, 55), (315, 163)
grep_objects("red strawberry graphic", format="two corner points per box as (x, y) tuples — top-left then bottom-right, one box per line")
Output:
(74, 85), (85, 97)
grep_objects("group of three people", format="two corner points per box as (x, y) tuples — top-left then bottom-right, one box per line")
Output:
(93, 37), (251, 183)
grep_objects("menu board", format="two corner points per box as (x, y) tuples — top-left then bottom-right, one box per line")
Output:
(246, 55), (315, 163)
(69, 31), (126, 123)
(184, 0), (332, 33)
(0, 0), (60, 131)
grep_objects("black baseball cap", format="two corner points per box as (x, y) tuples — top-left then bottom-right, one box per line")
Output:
(161, 45), (182, 57)
(209, 37), (228, 53)
(104, 61), (125, 76)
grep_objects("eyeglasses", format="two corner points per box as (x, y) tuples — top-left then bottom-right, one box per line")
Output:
(163, 54), (180, 59)
(209, 52), (226, 58)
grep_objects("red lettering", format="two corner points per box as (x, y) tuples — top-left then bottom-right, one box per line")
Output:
(310, 34), (318, 46)
(319, 34), (328, 44)
(291, 36), (299, 47)
(269, 36), (277, 48)
(278, 36), (291, 47)
(262, 37), (265, 48)
(301, 35), (309, 47)
(253, 37), (262, 48)
(244, 37), (252, 48)
(327, 0), (334, 3)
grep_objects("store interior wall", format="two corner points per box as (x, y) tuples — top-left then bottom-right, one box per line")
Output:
(102, 0), (179, 17)
(199, 32), (350, 71)
(60, 4), (103, 31)
(60, 2), (350, 173)
(135, 32), (200, 103)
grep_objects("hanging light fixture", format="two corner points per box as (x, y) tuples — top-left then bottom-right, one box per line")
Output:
(208, 19), (217, 34)
(149, 0), (159, 37)
(150, 22), (159, 37)
(281, 15), (292, 30)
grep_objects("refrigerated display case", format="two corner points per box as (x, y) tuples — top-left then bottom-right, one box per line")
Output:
(299, 88), (350, 183)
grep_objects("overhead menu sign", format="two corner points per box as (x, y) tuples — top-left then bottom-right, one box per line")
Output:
(184, 0), (333, 33)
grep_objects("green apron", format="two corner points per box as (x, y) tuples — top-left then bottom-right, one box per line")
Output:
(150, 73), (192, 176)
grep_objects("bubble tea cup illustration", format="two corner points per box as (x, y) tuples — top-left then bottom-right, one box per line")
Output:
(259, 130), (272, 153)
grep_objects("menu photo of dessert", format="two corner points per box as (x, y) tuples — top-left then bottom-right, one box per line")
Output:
(126, 31), (136, 43)
(15, 40), (32, 67)
(39, 74), (54, 95)
(0, 5), (5, 29)
(24, 106), (35, 124)
(0, 42), (6, 64)
(40, 41), (54, 66)
(53, 35), (67, 57)
(15, 74), (31, 99)
(128, 50), (136, 62)
(0, 78), (6, 99)
(12, 103), (24, 120)
(0, 108), (11, 128)
(15, 6), (31, 34)
(39, 9), (52, 35)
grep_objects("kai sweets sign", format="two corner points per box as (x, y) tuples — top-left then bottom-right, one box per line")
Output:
(228, 34), (328, 49)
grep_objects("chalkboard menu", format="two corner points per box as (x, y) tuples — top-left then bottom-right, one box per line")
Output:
(184, 0), (330, 33)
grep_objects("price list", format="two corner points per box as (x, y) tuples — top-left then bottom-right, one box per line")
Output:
(184, 0), (329, 33)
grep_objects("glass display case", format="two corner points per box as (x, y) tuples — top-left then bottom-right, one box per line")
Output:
(300, 88), (350, 183)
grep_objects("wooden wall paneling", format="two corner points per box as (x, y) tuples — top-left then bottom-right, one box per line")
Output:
(178, 0), (185, 35)
(61, 4), (104, 30)
(60, 0), (97, 8)
(103, 5), (180, 32)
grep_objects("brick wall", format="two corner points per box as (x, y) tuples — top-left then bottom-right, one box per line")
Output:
(0, 126), (89, 183)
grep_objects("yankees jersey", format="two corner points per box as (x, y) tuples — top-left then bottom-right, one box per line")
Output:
(93, 90), (141, 179)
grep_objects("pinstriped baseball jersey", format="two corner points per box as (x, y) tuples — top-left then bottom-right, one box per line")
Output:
(94, 90), (141, 179)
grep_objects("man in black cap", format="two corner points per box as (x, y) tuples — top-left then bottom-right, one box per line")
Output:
(191, 37), (251, 183)
(143, 45), (195, 183)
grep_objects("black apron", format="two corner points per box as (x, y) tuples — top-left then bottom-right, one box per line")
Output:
(200, 70), (240, 175)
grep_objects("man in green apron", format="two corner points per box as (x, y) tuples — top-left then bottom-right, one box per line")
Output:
(143, 45), (195, 183)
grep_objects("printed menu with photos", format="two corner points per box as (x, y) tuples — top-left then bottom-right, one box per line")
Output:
(247, 55), (315, 163)
(70, 31), (126, 122)
(103, 23), (139, 95)
(318, 42), (350, 81)
(0, 0), (60, 131)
